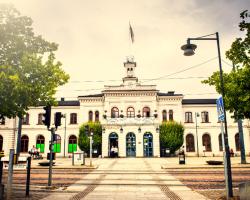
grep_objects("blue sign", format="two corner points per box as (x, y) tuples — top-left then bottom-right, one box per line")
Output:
(216, 97), (224, 122)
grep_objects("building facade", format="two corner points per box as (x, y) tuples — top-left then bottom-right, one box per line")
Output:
(0, 59), (250, 157)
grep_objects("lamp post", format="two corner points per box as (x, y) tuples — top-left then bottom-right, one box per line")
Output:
(181, 32), (233, 198)
(62, 114), (67, 158)
(195, 112), (200, 157)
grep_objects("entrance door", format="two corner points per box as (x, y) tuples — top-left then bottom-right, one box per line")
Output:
(126, 133), (136, 157)
(144, 133), (153, 157)
(109, 133), (118, 157)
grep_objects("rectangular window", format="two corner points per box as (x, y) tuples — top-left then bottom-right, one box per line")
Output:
(70, 113), (77, 124)
(22, 114), (30, 125)
(185, 112), (193, 123)
(38, 113), (43, 125)
(201, 111), (209, 123)
(0, 118), (5, 125)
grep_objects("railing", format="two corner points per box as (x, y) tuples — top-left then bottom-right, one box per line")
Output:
(102, 116), (158, 125)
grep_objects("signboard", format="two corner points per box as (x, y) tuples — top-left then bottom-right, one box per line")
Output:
(216, 97), (224, 122)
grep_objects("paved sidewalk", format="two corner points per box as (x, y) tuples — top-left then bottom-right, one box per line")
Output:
(41, 158), (209, 200)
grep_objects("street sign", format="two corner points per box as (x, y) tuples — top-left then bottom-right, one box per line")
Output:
(216, 97), (224, 122)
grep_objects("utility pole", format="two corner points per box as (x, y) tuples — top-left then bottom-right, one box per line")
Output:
(90, 131), (93, 167)
(48, 128), (55, 186)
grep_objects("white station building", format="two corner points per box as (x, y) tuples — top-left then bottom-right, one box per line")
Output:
(0, 59), (250, 158)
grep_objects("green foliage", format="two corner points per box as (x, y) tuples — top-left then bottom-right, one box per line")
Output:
(160, 121), (184, 153)
(0, 4), (69, 118)
(78, 122), (102, 155)
(202, 10), (250, 119)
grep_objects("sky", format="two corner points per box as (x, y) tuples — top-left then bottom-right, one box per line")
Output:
(0, 0), (249, 100)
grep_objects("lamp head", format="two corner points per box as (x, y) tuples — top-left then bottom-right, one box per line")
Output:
(181, 40), (197, 56)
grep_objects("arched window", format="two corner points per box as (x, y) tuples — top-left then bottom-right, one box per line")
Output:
(53, 134), (61, 153)
(202, 134), (212, 152)
(162, 110), (167, 121)
(22, 113), (30, 125)
(68, 135), (77, 153)
(88, 111), (93, 121)
(38, 113), (43, 125)
(111, 107), (119, 118)
(95, 111), (99, 122)
(127, 107), (135, 118)
(218, 134), (223, 151)
(0, 135), (3, 151)
(201, 111), (209, 123)
(21, 135), (29, 152)
(169, 110), (173, 121)
(70, 113), (77, 124)
(143, 107), (150, 117)
(185, 112), (192, 123)
(186, 134), (195, 152)
(36, 135), (45, 153)
(235, 133), (240, 151)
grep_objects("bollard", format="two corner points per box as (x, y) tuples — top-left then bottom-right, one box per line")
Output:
(72, 151), (74, 166)
(26, 157), (31, 197)
(7, 149), (14, 200)
(0, 161), (4, 200)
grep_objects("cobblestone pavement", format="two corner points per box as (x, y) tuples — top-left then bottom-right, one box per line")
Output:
(166, 167), (250, 199)
(3, 157), (249, 200)
(39, 158), (207, 200)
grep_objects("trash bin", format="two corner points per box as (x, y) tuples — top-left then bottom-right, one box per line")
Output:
(179, 153), (185, 164)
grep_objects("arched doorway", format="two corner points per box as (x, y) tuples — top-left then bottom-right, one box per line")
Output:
(68, 135), (77, 153)
(143, 132), (153, 157)
(109, 132), (118, 157)
(186, 134), (195, 152)
(36, 135), (45, 153)
(54, 134), (61, 153)
(21, 135), (29, 152)
(126, 132), (136, 157)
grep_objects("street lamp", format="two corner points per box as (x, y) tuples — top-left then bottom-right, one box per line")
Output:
(181, 32), (233, 198)
(62, 114), (67, 158)
(195, 112), (200, 157)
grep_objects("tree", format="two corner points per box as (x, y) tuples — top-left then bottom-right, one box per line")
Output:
(0, 4), (69, 119)
(160, 121), (184, 154)
(202, 10), (250, 119)
(78, 122), (102, 156)
(202, 10), (250, 164)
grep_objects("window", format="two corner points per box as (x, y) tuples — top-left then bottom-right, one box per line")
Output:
(169, 110), (173, 121)
(143, 107), (150, 117)
(111, 107), (119, 118)
(22, 113), (30, 125)
(202, 134), (212, 152)
(201, 111), (209, 123)
(162, 110), (167, 121)
(95, 111), (99, 122)
(53, 134), (61, 153)
(218, 134), (223, 151)
(21, 135), (29, 152)
(88, 111), (93, 121)
(70, 113), (77, 124)
(186, 134), (195, 152)
(36, 135), (45, 153)
(0, 135), (3, 151)
(68, 135), (77, 153)
(0, 117), (5, 125)
(235, 133), (240, 151)
(127, 107), (135, 118)
(185, 112), (193, 123)
(38, 113), (43, 125)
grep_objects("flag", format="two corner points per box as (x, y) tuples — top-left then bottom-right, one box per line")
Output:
(129, 22), (134, 43)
